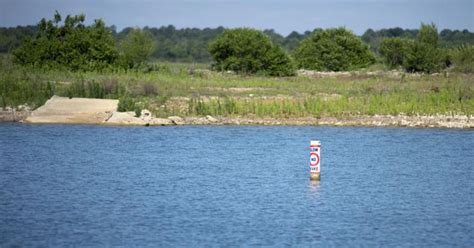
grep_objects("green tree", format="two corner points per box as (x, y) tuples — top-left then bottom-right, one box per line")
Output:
(208, 28), (295, 76)
(119, 28), (156, 68)
(13, 11), (118, 71)
(404, 42), (441, 73)
(294, 28), (375, 71)
(417, 23), (438, 47)
(403, 23), (443, 73)
(379, 37), (411, 68)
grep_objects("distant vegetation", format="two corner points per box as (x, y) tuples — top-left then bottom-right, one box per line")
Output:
(120, 25), (224, 63)
(378, 23), (474, 73)
(362, 26), (474, 52)
(2, 15), (473, 64)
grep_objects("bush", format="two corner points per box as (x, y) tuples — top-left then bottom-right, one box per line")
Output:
(379, 38), (411, 68)
(134, 106), (142, 117)
(451, 44), (474, 73)
(208, 28), (295, 76)
(13, 11), (118, 71)
(117, 95), (135, 112)
(117, 96), (141, 117)
(294, 28), (375, 71)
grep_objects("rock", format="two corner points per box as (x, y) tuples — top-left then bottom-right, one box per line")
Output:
(0, 109), (30, 122)
(141, 109), (152, 117)
(168, 116), (185, 125)
(184, 117), (209, 125)
(104, 111), (175, 126)
(17, 104), (31, 111)
(141, 109), (152, 122)
(151, 118), (173, 126)
(106, 111), (146, 125)
(206, 115), (218, 123)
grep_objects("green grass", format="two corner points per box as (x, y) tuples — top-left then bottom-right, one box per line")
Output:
(1, 55), (473, 118)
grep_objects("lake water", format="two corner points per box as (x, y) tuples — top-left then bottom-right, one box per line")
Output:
(0, 124), (473, 247)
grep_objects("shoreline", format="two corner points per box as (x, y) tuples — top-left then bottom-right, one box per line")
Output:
(2, 96), (471, 129)
(2, 112), (471, 129)
(182, 115), (473, 129)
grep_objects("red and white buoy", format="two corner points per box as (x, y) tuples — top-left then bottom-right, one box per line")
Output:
(310, 140), (321, 180)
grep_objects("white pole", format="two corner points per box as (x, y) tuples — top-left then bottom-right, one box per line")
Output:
(310, 140), (321, 180)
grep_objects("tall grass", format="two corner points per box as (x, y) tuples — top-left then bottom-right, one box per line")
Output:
(187, 91), (473, 118)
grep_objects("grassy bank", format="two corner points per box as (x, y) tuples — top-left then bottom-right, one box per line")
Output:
(1, 55), (472, 118)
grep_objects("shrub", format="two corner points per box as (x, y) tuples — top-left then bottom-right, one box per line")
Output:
(294, 28), (375, 71)
(208, 28), (295, 76)
(117, 95), (135, 112)
(134, 106), (142, 117)
(12, 11), (118, 71)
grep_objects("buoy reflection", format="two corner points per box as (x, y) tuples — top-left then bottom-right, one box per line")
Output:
(309, 179), (320, 192)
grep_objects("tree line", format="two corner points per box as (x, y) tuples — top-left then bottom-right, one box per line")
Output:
(3, 12), (474, 75)
(2, 16), (473, 62)
(0, 24), (310, 61)
(362, 27), (474, 52)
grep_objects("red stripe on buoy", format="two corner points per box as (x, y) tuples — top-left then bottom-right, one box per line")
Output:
(310, 152), (320, 166)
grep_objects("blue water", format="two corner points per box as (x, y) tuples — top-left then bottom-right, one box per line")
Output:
(0, 124), (473, 247)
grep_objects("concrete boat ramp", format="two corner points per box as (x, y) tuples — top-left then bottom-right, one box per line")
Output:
(24, 96), (173, 125)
